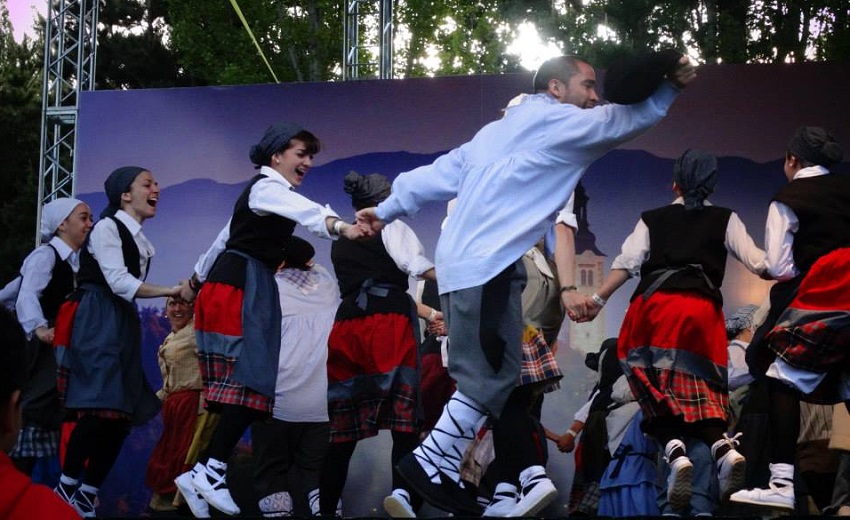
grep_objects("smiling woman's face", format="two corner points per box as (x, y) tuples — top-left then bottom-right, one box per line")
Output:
(165, 297), (193, 332)
(272, 139), (314, 188)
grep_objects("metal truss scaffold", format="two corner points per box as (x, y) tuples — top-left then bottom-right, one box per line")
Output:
(36, 0), (98, 244)
(343, 0), (393, 80)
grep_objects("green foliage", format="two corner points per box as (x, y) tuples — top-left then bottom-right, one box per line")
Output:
(0, 0), (42, 283)
(166, 0), (342, 85)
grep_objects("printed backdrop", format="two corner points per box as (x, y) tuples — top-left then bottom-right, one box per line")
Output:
(73, 61), (849, 516)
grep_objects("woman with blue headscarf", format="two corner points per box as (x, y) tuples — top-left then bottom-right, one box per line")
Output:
(176, 123), (365, 517)
(52, 166), (182, 517)
(578, 150), (766, 514)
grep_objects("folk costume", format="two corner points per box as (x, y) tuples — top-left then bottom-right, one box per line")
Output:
(375, 59), (686, 515)
(6, 198), (85, 479)
(53, 167), (162, 517)
(252, 240), (339, 517)
(320, 172), (434, 517)
(180, 123), (340, 517)
(145, 314), (219, 511)
(609, 150), (765, 511)
(732, 126), (848, 511)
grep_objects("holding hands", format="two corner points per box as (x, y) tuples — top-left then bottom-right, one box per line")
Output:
(566, 292), (606, 323)
(354, 207), (385, 237)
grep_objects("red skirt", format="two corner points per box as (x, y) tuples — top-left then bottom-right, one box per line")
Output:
(145, 390), (202, 494)
(767, 247), (850, 401)
(327, 313), (419, 442)
(195, 282), (272, 413)
(618, 290), (728, 424)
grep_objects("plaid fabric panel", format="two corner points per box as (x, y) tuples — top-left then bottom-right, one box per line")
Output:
(768, 310), (850, 372)
(328, 383), (417, 443)
(519, 325), (563, 391)
(626, 366), (728, 424)
(199, 352), (272, 413)
(10, 425), (60, 458)
(53, 298), (80, 403)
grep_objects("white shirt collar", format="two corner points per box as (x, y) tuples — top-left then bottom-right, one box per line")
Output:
(48, 236), (74, 261)
(260, 165), (294, 190)
(672, 196), (712, 206)
(792, 164), (830, 180)
(114, 209), (143, 236)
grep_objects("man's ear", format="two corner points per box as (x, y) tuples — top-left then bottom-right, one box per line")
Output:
(547, 78), (562, 98)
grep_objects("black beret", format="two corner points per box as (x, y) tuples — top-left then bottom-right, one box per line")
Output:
(603, 49), (683, 105)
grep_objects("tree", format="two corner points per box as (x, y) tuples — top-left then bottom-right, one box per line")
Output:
(0, 0), (43, 283)
(165, 0), (342, 84)
(95, 0), (201, 89)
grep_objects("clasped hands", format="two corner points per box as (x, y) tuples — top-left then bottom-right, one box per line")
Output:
(563, 290), (603, 323)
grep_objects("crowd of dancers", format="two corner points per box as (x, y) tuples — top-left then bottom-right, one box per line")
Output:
(0, 48), (848, 520)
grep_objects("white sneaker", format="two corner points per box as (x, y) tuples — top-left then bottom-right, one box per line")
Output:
(509, 466), (558, 517)
(729, 482), (795, 510)
(482, 482), (518, 517)
(191, 460), (241, 516)
(175, 467), (211, 518)
(663, 439), (692, 512)
(716, 450), (746, 499)
(384, 488), (416, 518)
(712, 432), (746, 500)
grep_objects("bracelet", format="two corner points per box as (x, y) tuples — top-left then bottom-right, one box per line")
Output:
(427, 308), (437, 323)
(560, 285), (578, 293)
(591, 293), (607, 307)
(565, 429), (578, 438)
(332, 219), (345, 236)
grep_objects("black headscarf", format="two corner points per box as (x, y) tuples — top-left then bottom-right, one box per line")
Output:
(249, 122), (303, 167)
(787, 126), (844, 167)
(101, 166), (147, 218)
(343, 171), (392, 209)
(674, 149), (717, 210)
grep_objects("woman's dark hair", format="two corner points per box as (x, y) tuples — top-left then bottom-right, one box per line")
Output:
(291, 130), (321, 156)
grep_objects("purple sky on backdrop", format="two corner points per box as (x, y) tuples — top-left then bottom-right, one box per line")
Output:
(75, 61), (849, 194)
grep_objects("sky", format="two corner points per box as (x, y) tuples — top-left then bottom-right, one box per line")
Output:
(7, 0), (45, 43)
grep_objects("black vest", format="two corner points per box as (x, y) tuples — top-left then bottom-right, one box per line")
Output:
(226, 174), (297, 270)
(773, 173), (850, 273)
(331, 230), (410, 298)
(632, 204), (732, 303)
(77, 216), (144, 287)
(38, 245), (75, 324)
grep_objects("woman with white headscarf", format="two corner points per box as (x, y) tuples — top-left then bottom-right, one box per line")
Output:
(579, 150), (766, 514)
(1, 198), (93, 481)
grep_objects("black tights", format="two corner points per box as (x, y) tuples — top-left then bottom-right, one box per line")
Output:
(204, 404), (267, 463)
(491, 386), (547, 483)
(63, 415), (130, 487)
(767, 378), (800, 465)
(319, 431), (420, 514)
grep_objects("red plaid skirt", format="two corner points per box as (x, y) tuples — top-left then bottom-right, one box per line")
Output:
(619, 291), (728, 424)
(768, 247), (850, 373)
(327, 313), (419, 442)
(195, 282), (272, 413)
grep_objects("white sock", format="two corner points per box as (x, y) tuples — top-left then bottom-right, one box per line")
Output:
(60, 474), (79, 487)
(413, 390), (486, 485)
(769, 462), (794, 486)
(79, 483), (99, 495)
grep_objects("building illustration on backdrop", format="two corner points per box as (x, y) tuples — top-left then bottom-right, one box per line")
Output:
(570, 183), (607, 353)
